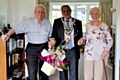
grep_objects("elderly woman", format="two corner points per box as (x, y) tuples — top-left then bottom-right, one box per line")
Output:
(78, 7), (113, 80)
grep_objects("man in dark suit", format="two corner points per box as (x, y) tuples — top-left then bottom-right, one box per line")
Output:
(49, 5), (83, 80)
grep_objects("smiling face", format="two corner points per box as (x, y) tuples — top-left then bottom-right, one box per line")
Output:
(90, 7), (101, 22)
(61, 5), (71, 19)
(34, 5), (45, 21)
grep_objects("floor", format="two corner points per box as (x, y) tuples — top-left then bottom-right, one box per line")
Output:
(49, 53), (113, 80)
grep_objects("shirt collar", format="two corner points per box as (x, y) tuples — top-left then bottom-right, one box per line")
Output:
(64, 18), (72, 22)
(34, 17), (45, 24)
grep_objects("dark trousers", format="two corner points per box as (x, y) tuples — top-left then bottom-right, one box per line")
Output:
(26, 42), (49, 80)
(59, 48), (79, 80)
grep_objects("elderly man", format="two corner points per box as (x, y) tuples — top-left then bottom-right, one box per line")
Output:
(49, 5), (83, 80)
(2, 4), (52, 80)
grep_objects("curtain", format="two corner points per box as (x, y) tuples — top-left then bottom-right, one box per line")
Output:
(99, 0), (112, 29)
(99, 0), (115, 70)
(38, 0), (50, 20)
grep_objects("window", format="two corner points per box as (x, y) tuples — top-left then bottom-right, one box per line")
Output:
(50, 2), (99, 33)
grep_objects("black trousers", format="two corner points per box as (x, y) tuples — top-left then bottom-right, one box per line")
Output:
(59, 48), (79, 80)
(26, 42), (49, 80)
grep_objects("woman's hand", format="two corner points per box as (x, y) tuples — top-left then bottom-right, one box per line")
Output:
(77, 38), (84, 45)
(102, 49), (109, 59)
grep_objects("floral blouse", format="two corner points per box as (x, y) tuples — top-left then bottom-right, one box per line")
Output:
(84, 22), (113, 60)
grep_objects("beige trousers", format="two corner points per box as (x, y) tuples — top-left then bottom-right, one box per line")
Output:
(84, 59), (107, 80)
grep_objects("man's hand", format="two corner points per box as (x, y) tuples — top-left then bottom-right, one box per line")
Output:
(102, 49), (109, 59)
(48, 38), (56, 48)
(1, 28), (15, 41)
(1, 33), (10, 41)
(77, 38), (84, 45)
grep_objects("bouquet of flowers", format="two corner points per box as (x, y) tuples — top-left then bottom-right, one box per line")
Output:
(38, 36), (70, 76)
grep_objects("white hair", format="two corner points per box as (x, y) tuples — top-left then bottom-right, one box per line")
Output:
(35, 4), (46, 12)
(90, 7), (101, 15)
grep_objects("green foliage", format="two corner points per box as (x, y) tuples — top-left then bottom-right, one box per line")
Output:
(82, 21), (86, 32)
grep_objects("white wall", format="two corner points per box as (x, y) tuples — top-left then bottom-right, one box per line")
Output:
(0, 0), (7, 28)
(111, 0), (120, 79)
(115, 0), (120, 79)
(8, 0), (37, 26)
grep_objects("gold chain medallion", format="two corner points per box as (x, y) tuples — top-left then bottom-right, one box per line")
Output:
(61, 18), (75, 35)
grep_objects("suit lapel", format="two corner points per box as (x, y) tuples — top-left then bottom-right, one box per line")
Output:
(72, 18), (77, 37)
(61, 17), (65, 40)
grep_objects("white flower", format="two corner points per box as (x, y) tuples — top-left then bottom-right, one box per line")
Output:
(65, 35), (70, 43)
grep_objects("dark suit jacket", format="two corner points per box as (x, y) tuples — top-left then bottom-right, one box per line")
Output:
(51, 17), (83, 59)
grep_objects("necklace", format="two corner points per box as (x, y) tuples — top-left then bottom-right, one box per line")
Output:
(61, 18), (75, 35)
